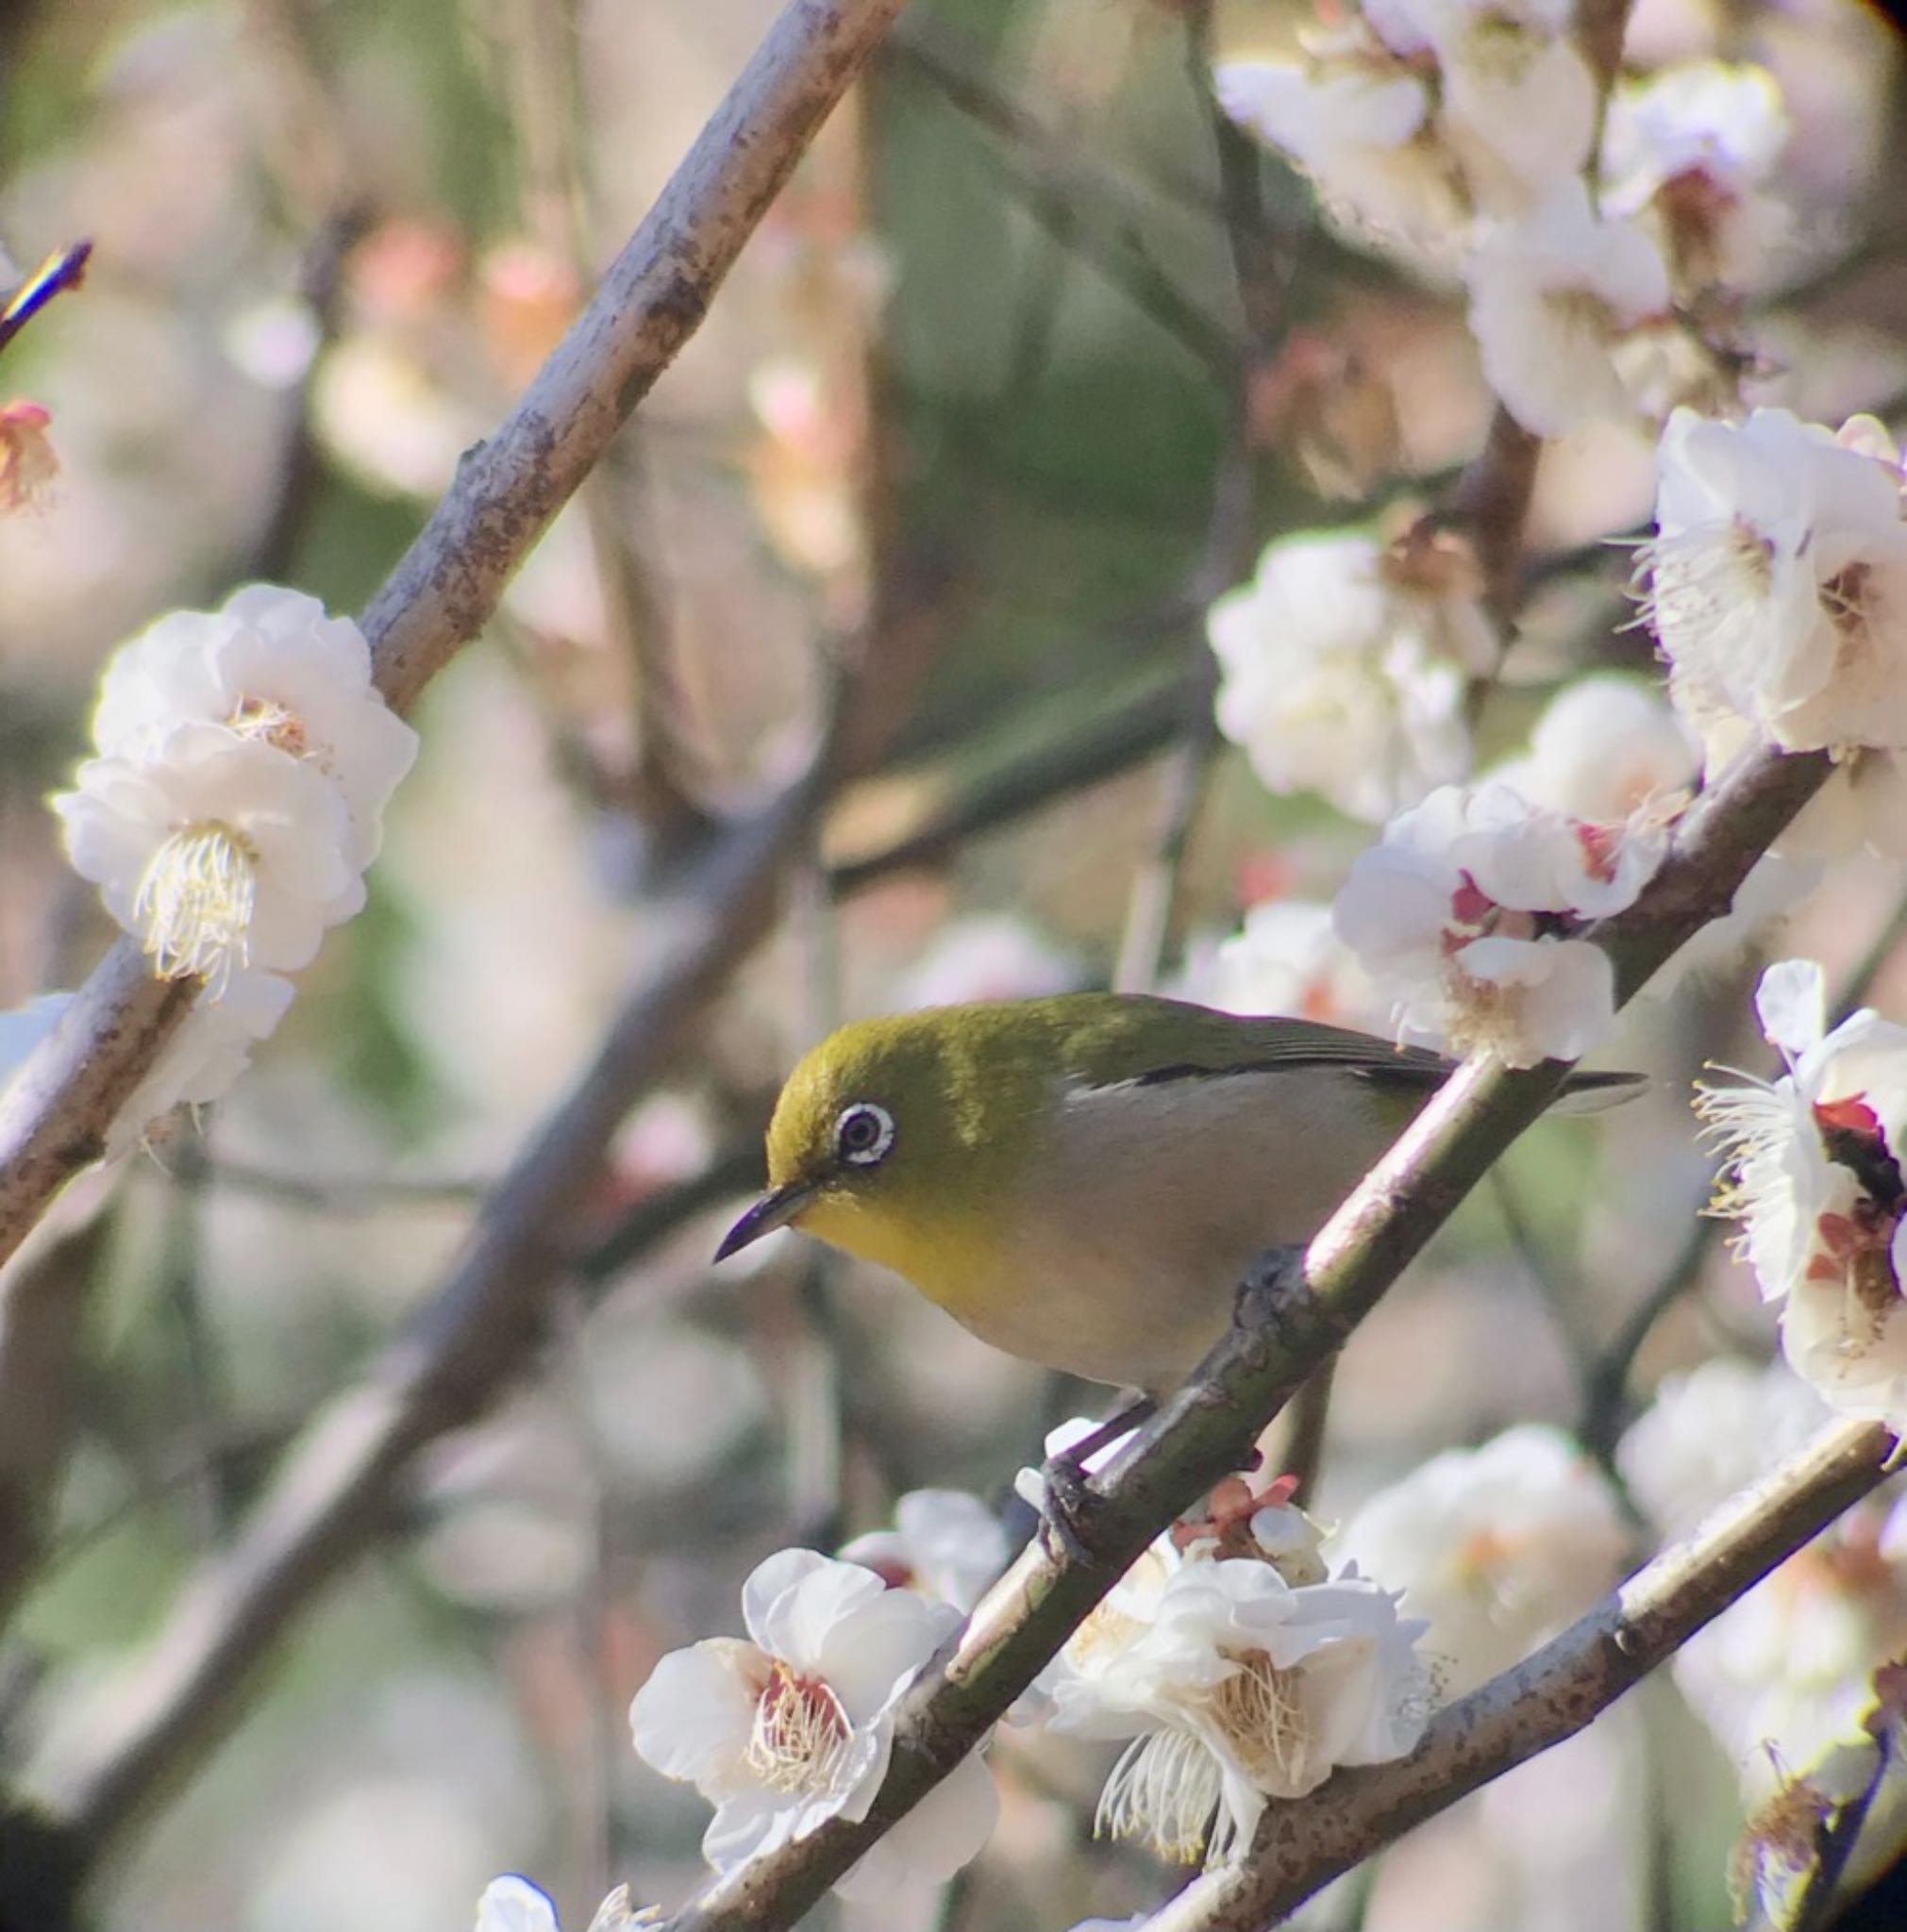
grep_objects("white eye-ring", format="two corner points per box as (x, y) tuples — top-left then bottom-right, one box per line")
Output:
(835, 1101), (895, 1167)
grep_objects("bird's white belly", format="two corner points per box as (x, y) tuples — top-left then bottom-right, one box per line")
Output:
(957, 1066), (1411, 1392)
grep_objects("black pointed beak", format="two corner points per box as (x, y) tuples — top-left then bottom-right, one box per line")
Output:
(715, 1177), (821, 1262)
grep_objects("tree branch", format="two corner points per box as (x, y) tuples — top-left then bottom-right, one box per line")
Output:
(0, 0), (907, 1277)
(30, 772), (828, 1868)
(1146, 1418), (1896, 1932)
(645, 742), (1832, 1932)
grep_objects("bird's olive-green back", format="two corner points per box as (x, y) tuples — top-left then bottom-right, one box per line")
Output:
(764, 992), (1456, 1208)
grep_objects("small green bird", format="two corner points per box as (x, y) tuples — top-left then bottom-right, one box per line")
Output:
(717, 994), (1635, 1398)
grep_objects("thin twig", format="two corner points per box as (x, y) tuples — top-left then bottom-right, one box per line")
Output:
(0, 0), (908, 1277)
(827, 670), (1197, 895)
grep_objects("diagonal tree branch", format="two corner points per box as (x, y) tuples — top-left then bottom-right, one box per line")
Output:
(30, 769), (829, 1869)
(645, 743), (1832, 1932)
(0, 0), (908, 1278)
(1146, 1417), (1896, 1931)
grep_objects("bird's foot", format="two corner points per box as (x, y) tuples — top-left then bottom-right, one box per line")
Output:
(1230, 1241), (1339, 1373)
(1036, 1450), (1106, 1566)
(1036, 1395), (1155, 1566)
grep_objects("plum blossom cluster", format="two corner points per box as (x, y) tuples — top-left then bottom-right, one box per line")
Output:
(1644, 408), (1907, 858)
(1218, 3), (1790, 434)
(1042, 1485), (1430, 1867)
(29, 585), (417, 1150)
(1335, 1424), (1629, 1700)
(1696, 961), (1907, 1437)
(625, 1467), (1430, 1902)
(1620, 1358), (1907, 1802)
(1330, 770), (1664, 1068)
(1206, 523), (1493, 825)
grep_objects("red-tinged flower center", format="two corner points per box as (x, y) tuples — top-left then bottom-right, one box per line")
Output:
(745, 1659), (853, 1793)
(1815, 1095), (1882, 1138)
(1574, 820), (1621, 885)
(229, 697), (311, 759)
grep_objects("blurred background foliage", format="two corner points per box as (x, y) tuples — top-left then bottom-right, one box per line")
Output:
(4, 0), (1907, 1928)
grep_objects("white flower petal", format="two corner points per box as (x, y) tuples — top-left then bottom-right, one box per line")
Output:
(476, 1876), (561, 1932)
(628, 1639), (761, 1792)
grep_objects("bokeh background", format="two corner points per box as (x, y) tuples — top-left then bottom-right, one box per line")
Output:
(5, 0), (1907, 1927)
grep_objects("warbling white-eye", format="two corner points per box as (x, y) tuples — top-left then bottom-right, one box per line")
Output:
(716, 993), (1636, 1398)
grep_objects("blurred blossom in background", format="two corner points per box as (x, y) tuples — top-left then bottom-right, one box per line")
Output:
(5, 0), (1907, 1928)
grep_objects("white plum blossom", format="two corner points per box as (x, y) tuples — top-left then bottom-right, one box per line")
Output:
(1417, 0), (1598, 208)
(56, 722), (362, 987)
(1464, 182), (1672, 438)
(1491, 675), (1698, 825)
(1181, 899), (1390, 1036)
(839, 1489), (1012, 1614)
(92, 585), (417, 867)
(1645, 408), (1907, 754)
(1489, 675), (1807, 988)
(1048, 1540), (1429, 1865)
(1334, 1424), (1630, 1697)
(50, 587), (415, 1035)
(1619, 1359), (1907, 1795)
(1618, 1357), (1833, 1541)
(0, 976), (294, 1160)
(475, 1875), (654, 1932)
(1208, 528), (1489, 824)
(1600, 61), (1790, 290)
(1696, 959), (1907, 1432)
(628, 1547), (996, 1900)
(1214, 41), (1464, 254)
(1332, 781), (1662, 1066)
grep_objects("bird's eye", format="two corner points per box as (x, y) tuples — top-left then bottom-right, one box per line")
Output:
(835, 1101), (895, 1167)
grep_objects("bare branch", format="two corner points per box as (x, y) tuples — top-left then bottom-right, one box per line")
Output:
(0, 0), (906, 1277)
(0, 1203), (113, 1625)
(1146, 1418), (1895, 1932)
(37, 773), (828, 1864)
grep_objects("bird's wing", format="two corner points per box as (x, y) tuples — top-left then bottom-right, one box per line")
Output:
(1046, 996), (1641, 1103)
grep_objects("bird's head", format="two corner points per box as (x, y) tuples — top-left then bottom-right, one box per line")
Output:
(714, 1007), (1039, 1282)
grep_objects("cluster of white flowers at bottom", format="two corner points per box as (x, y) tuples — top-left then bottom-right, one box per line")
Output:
(1619, 1358), (1907, 1800)
(1696, 961), (1907, 1437)
(1334, 1424), (1630, 1699)
(628, 1547), (997, 1903)
(1019, 1435), (1430, 1870)
(31, 584), (418, 1149)
(1331, 778), (1661, 1066)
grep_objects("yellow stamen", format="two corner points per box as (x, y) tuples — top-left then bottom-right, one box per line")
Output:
(133, 824), (258, 991)
(1096, 1724), (1223, 1865)
(1207, 1649), (1310, 1794)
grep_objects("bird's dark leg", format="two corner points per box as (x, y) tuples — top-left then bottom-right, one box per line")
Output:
(1038, 1392), (1155, 1565)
